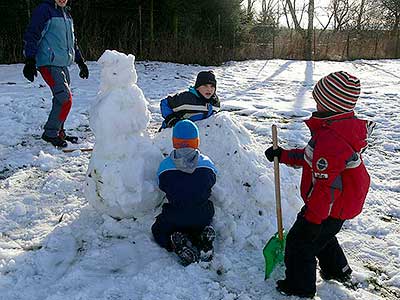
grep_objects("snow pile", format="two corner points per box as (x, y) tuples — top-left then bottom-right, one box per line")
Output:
(154, 113), (301, 249)
(85, 50), (163, 219)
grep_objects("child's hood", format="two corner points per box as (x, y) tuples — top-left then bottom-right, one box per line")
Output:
(306, 111), (370, 152)
(170, 148), (199, 174)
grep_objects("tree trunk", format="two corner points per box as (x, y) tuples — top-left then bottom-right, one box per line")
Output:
(356, 0), (365, 31)
(282, 0), (292, 28)
(305, 0), (314, 60)
(286, 0), (303, 32)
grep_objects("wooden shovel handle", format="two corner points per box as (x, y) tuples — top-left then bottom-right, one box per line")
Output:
(272, 125), (284, 241)
(62, 148), (93, 153)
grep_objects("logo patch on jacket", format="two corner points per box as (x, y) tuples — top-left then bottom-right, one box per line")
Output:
(316, 157), (328, 171)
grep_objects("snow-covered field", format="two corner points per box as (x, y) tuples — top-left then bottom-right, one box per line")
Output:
(0, 57), (399, 300)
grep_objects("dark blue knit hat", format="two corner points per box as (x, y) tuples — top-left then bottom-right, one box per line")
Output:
(195, 71), (217, 89)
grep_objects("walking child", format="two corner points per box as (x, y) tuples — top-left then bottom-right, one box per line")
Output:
(152, 120), (217, 266)
(265, 71), (374, 298)
(23, 0), (89, 147)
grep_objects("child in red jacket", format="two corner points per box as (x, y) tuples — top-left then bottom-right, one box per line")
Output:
(265, 71), (374, 298)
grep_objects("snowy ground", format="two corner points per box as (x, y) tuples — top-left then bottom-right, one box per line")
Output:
(0, 58), (399, 300)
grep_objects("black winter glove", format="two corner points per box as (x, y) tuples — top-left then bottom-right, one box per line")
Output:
(23, 58), (37, 82)
(264, 146), (282, 162)
(77, 60), (89, 79)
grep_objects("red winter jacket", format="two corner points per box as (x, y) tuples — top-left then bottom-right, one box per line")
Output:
(280, 111), (372, 224)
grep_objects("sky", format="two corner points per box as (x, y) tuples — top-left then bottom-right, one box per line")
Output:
(0, 53), (399, 299)
(253, 0), (332, 28)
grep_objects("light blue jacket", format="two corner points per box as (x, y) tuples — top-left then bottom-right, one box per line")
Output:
(23, 0), (82, 67)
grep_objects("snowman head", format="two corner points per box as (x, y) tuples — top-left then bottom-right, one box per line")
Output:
(98, 50), (138, 91)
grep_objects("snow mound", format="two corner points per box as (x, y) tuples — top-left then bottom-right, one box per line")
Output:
(154, 112), (300, 249)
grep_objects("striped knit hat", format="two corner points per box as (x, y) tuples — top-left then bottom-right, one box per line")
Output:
(312, 71), (361, 112)
(172, 120), (200, 149)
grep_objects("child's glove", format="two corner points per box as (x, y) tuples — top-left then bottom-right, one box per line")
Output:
(23, 58), (37, 82)
(264, 146), (282, 162)
(77, 60), (89, 79)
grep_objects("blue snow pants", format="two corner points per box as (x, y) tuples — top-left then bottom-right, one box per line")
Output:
(38, 66), (72, 137)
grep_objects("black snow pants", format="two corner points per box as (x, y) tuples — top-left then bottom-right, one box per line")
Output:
(283, 209), (351, 295)
(151, 200), (214, 251)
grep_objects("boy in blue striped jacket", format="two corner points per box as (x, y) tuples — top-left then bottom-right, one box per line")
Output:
(160, 71), (220, 129)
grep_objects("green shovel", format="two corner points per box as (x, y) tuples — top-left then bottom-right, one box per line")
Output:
(263, 124), (286, 279)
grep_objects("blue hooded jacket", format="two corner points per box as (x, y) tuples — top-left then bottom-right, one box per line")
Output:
(157, 149), (217, 211)
(23, 0), (82, 67)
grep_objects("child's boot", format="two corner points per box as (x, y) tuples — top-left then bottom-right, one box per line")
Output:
(41, 133), (68, 148)
(198, 226), (216, 262)
(276, 280), (315, 299)
(171, 232), (199, 266)
(59, 129), (79, 144)
(320, 267), (352, 283)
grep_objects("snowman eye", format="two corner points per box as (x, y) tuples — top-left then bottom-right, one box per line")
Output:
(113, 72), (117, 75)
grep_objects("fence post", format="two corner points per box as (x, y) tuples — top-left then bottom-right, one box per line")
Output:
(150, 0), (154, 50)
(346, 32), (350, 59)
(272, 26), (275, 59)
(218, 14), (221, 63)
(374, 32), (378, 58)
(25, 0), (30, 19)
(218, 14), (221, 45)
(174, 14), (178, 57)
(396, 28), (400, 58)
(138, 6), (142, 57)
(313, 27), (316, 59)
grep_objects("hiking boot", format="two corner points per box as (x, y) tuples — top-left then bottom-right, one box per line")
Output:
(320, 268), (352, 283)
(276, 280), (315, 299)
(59, 129), (78, 144)
(171, 232), (200, 266)
(42, 133), (68, 148)
(198, 225), (216, 252)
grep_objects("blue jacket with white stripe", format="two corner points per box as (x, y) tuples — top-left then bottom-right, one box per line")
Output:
(160, 87), (220, 128)
(23, 0), (83, 67)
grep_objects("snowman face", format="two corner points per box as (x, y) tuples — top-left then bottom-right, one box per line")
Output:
(99, 51), (138, 89)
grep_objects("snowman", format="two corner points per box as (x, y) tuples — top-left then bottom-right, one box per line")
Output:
(85, 50), (163, 219)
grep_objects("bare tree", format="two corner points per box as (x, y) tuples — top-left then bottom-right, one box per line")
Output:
(258, 0), (280, 25)
(314, 0), (335, 32)
(356, 0), (366, 30)
(281, 0), (293, 28)
(329, 0), (351, 31)
(348, 0), (385, 30)
(285, 0), (303, 31)
(381, 0), (400, 32)
(246, 0), (257, 21)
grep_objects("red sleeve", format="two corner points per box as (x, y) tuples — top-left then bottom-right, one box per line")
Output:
(280, 148), (306, 168)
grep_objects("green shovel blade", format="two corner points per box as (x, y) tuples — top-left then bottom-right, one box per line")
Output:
(263, 231), (286, 279)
